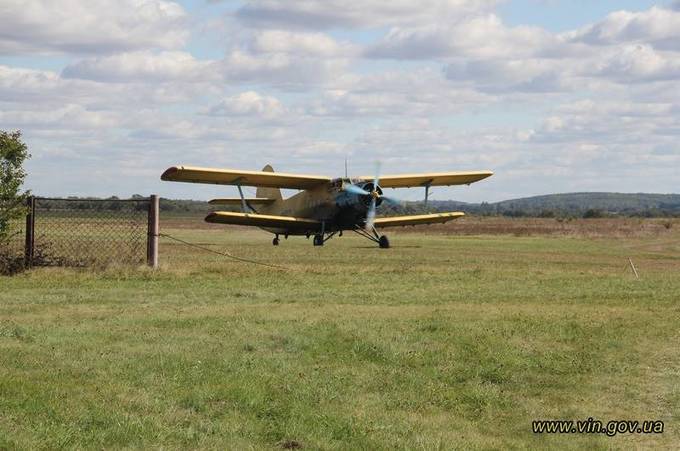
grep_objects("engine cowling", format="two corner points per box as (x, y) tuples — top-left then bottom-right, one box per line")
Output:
(335, 181), (383, 208)
(359, 182), (383, 207)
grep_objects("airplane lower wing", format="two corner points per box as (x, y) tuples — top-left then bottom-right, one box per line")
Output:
(360, 171), (493, 188)
(205, 211), (321, 230)
(374, 212), (465, 228)
(207, 211), (463, 230)
(162, 166), (331, 190)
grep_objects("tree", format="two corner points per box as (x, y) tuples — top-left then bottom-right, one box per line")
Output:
(583, 208), (604, 219)
(0, 130), (30, 241)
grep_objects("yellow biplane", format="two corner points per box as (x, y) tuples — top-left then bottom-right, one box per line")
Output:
(161, 164), (493, 248)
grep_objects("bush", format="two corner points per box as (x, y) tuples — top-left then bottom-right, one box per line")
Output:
(583, 209), (604, 219)
(0, 253), (24, 276)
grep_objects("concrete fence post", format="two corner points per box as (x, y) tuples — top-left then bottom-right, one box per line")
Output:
(24, 196), (35, 268)
(147, 194), (159, 269)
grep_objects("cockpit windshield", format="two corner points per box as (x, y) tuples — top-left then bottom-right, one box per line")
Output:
(331, 177), (358, 188)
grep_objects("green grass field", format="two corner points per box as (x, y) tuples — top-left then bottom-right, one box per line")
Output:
(1, 219), (679, 449)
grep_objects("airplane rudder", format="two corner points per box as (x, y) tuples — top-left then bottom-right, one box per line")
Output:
(257, 164), (282, 200)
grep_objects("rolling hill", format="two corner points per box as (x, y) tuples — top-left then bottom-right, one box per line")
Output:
(386, 192), (680, 217)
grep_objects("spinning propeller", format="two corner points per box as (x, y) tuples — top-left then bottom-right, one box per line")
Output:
(343, 162), (401, 231)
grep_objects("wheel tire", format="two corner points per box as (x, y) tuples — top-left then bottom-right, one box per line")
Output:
(273, 237), (279, 246)
(313, 235), (324, 246)
(379, 235), (390, 249)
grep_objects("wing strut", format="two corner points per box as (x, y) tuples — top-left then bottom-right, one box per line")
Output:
(424, 183), (431, 208)
(236, 185), (250, 213)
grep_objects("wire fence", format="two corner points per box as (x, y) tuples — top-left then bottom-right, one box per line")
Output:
(30, 197), (151, 267)
(1, 197), (154, 273)
(1, 195), (290, 273)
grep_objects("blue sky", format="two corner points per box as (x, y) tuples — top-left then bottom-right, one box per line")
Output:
(1, 0), (679, 202)
(499, 0), (666, 30)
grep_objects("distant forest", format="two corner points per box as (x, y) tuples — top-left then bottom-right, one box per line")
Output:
(385, 192), (680, 218)
(54, 192), (680, 218)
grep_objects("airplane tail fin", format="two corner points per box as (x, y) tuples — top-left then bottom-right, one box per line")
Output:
(256, 165), (283, 200)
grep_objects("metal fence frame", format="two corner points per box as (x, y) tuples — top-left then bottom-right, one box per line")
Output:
(21, 195), (159, 269)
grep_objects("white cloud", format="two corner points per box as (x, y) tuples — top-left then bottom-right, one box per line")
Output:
(221, 48), (348, 86)
(444, 58), (569, 93)
(367, 14), (554, 60)
(60, 36), (350, 87)
(235, 0), (499, 29)
(249, 30), (355, 57)
(529, 99), (680, 161)
(307, 68), (494, 116)
(590, 44), (680, 83)
(0, 0), (187, 55)
(565, 6), (680, 50)
(3, 2), (680, 199)
(214, 29), (353, 87)
(207, 91), (286, 118)
(0, 104), (119, 130)
(62, 51), (218, 83)
(0, 65), (213, 109)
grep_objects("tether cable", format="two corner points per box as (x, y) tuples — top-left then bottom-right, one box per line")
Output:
(159, 233), (288, 271)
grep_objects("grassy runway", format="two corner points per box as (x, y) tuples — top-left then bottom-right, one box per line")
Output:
(1, 218), (679, 449)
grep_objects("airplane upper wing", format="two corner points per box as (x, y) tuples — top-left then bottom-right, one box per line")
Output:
(209, 198), (277, 206)
(205, 211), (321, 230)
(359, 171), (493, 188)
(162, 166), (331, 190)
(374, 212), (465, 228)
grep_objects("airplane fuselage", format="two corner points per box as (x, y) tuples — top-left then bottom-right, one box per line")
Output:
(256, 178), (381, 235)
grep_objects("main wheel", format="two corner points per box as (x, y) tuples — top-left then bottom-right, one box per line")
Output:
(272, 237), (279, 246)
(379, 235), (390, 249)
(313, 234), (324, 246)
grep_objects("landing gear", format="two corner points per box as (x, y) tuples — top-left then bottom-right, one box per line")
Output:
(313, 221), (337, 247)
(312, 223), (338, 247)
(272, 236), (280, 246)
(353, 225), (391, 249)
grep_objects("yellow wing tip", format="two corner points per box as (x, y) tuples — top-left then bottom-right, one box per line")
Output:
(161, 166), (180, 181)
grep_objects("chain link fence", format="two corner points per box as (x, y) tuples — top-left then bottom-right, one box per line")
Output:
(1, 196), (157, 273)
(32, 197), (151, 267)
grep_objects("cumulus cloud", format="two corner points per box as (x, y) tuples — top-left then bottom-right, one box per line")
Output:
(0, 104), (120, 130)
(367, 14), (554, 60)
(248, 30), (356, 57)
(235, 0), (499, 29)
(0, 65), (215, 110)
(591, 44), (680, 83)
(208, 29), (353, 86)
(221, 45), (349, 86)
(565, 5), (680, 50)
(0, 0), (188, 55)
(529, 99), (680, 172)
(60, 31), (351, 87)
(444, 58), (569, 93)
(3, 1), (680, 199)
(62, 51), (219, 83)
(307, 69), (493, 116)
(207, 91), (286, 118)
